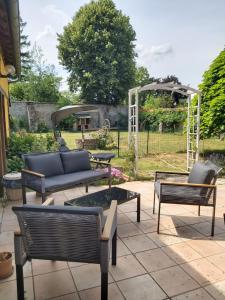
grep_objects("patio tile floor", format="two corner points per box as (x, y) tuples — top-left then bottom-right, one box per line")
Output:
(1, 181), (225, 299)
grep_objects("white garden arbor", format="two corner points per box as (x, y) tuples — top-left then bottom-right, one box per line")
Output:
(128, 82), (201, 172)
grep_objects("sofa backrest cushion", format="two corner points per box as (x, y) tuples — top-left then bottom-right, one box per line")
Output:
(188, 162), (215, 185)
(60, 150), (91, 174)
(25, 152), (64, 177)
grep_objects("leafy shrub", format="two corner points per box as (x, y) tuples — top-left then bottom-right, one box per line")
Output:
(10, 116), (29, 132)
(7, 131), (59, 172)
(91, 128), (116, 150)
(37, 122), (49, 133)
(59, 115), (77, 131)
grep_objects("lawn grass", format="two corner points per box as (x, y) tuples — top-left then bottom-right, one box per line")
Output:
(60, 130), (225, 178)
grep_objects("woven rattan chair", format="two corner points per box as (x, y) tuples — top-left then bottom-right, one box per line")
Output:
(13, 199), (117, 300)
(153, 161), (222, 236)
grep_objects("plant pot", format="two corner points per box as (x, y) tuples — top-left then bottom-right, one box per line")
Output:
(0, 252), (13, 279)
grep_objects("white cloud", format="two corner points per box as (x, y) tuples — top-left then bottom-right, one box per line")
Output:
(36, 25), (56, 42)
(136, 42), (174, 67)
(42, 4), (71, 29)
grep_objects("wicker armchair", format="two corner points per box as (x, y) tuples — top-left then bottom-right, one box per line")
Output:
(12, 199), (117, 300)
(153, 161), (222, 236)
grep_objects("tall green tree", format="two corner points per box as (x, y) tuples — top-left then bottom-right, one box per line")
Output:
(199, 48), (225, 138)
(10, 46), (62, 103)
(57, 0), (136, 105)
(20, 18), (32, 79)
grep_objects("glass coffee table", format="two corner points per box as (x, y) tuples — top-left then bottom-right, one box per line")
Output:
(64, 187), (141, 222)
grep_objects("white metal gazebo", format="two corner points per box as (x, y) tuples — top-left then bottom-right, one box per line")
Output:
(128, 82), (201, 172)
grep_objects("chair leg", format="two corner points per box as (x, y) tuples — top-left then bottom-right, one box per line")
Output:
(108, 176), (111, 189)
(41, 193), (46, 203)
(198, 205), (201, 216)
(112, 229), (117, 266)
(153, 192), (156, 214)
(157, 201), (161, 234)
(101, 272), (108, 300)
(85, 184), (88, 193)
(16, 265), (24, 300)
(22, 186), (26, 204)
(211, 205), (216, 236)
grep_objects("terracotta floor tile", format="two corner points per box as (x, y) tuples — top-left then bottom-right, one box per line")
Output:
(109, 254), (146, 281)
(136, 219), (163, 233)
(156, 215), (186, 229)
(118, 223), (143, 238)
(172, 225), (205, 240)
(171, 288), (214, 300)
(205, 279), (225, 300)
(117, 213), (132, 225)
(118, 274), (167, 300)
(71, 264), (113, 291)
(0, 277), (34, 300)
(191, 221), (224, 236)
(79, 283), (123, 300)
(181, 257), (225, 286)
(32, 259), (68, 276)
(151, 265), (199, 297)
(122, 234), (157, 253)
(147, 230), (183, 247)
(118, 203), (138, 213)
(162, 242), (202, 264)
(51, 293), (80, 300)
(136, 248), (176, 272)
(125, 210), (151, 222)
(117, 239), (132, 256)
(34, 269), (76, 300)
(207, 252), (225, 272)
(186, 238), (225, 257)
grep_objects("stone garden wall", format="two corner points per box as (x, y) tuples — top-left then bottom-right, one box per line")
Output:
(10, 101), (128, 131)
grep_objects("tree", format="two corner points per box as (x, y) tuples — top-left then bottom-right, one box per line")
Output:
(135, 66), (151, 86)
(199, 47), (225, 138)
(10, 46), (62, 103)
(57, 0), (136, 105)
(20, 18), (32, 79)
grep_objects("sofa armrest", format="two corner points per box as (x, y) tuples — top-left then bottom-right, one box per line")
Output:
(21, 169), (45, 193)
(101, 200), (117, 241)
(21, 169), (45, 178)
(160, 181), (216, 188)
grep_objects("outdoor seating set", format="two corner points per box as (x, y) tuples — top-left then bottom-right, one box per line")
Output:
(12, 153), (222, 299)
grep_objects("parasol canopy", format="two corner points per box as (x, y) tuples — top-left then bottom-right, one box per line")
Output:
(51, 105), (98, 127)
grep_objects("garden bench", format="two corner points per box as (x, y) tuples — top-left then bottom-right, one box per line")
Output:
(21, 150), (111, 204)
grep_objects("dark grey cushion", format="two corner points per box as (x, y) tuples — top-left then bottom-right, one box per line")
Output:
(61, 150), (91, 174)
(188, 162), (215, 185)
(25, 152), (64, 177)
(31, 170), (107, 192)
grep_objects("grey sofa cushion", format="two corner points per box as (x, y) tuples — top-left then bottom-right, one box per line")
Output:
(25, 152), (64, 177)
(188, 162), (215, 185)
(43, 170), (108, 192)
(61, 150), (91, 174)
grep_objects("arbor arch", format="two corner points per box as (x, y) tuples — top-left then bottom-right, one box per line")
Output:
(128, 82), (201, 172)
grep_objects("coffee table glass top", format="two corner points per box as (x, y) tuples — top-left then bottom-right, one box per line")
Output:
(64, 187), (140, 210)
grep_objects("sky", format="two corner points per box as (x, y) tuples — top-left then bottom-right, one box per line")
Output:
(20, 0), (225, 90)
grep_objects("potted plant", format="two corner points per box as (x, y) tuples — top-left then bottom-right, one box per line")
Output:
(0, 252), (13, 279)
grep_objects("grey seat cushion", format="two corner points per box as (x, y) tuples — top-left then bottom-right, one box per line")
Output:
(25, 152), (64, 177)
(154, 181), (205, 204)
(61, 150), (91, 174)
(29, 169), (109, 192)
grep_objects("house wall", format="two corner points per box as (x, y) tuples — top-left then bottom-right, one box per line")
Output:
(10, 102), (128, 131)
(0, 50), (10, 176)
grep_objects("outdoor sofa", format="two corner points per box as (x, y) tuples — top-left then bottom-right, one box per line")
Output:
(21, 150), (111, 204)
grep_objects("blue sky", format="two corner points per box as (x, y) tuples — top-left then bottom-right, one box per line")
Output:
(20, 0), (225, 90)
